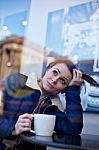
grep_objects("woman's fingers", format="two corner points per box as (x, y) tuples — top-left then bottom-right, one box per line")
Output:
(14, 113), (33, 135)
(18, 119), (31, 127)
(69, 69), (83, 86)
(73, 69), (82, 79)
(19, 113), (33, 120)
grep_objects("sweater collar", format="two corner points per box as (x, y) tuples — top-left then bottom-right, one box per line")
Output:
(26, 72), (41, 91)
(26, 72), (65, 112)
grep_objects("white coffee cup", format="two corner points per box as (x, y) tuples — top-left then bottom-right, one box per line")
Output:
(34, 114), (56, 136)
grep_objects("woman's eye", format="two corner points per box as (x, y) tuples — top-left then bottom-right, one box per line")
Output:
(52, 70), (58, 76)
(59, 78), (66, 85)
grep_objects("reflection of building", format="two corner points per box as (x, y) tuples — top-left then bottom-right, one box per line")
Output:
(0, 36), (24, 79)
(0, 35), (48, 79)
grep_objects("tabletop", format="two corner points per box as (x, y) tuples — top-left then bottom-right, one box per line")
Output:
(21, 131), (99, 150)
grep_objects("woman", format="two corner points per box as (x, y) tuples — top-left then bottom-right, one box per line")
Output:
(0, 58), (83, 139)
(12, 58), (84, 136)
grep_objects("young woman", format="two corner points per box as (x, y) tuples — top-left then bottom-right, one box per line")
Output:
(0, 58), (84, 138)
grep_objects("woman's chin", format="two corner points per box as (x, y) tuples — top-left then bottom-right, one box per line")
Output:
(43, 87), (53, 94)
(44, 88), (52, 93)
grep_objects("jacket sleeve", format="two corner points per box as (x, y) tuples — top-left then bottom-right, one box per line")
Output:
(45, 86), (83, 134)
(0, 116), (16, 139)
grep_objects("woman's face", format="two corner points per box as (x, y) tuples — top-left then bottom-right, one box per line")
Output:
(42, 63), (72, 95)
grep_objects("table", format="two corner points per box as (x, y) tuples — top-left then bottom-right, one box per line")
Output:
(21, 132), (99, 150)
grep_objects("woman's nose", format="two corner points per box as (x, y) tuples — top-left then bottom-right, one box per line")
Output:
(52, 76), (59, 83)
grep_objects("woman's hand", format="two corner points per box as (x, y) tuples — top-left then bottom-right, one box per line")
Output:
(69, 69), (83, 87)
(12, 113), (33, 135)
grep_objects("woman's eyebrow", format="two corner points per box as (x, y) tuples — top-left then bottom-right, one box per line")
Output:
(54, 68), (60, 73)
(62, 76), (69, 83)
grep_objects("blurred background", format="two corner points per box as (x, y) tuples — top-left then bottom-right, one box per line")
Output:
(0, 0), (31, 79)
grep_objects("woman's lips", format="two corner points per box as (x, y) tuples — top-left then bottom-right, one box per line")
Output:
(47, 81), (54, 88)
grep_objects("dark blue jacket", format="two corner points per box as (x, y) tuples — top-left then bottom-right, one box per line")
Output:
(0, 72), (83, 138)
